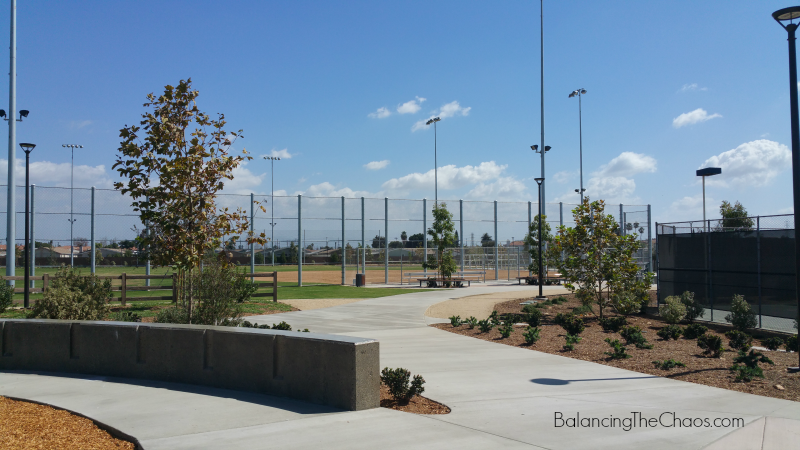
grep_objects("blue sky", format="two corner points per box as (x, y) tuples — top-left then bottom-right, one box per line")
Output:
(1, 0), (798, 227)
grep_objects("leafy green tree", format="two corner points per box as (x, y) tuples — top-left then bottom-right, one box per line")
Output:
(550, 198), (645, 319)
(524, 214), (553, 275)
(407, 233), (425, 248)
(113, 79), (265, 320)
(480, 233), (494, 247)
(719, 200), (754, 230)
(400, 231), (408, 247)
(424, 203), (458, 280)
(372, 235), (386, 249)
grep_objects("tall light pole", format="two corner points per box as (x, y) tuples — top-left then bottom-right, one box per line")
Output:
(20, 142), (33, 308)
(539, 0), (546, 210)
(63, 144), (82, 267)
(426, 117), (441, 207)
(696, 167), (721, 231)
(531, 145), (551, 209)
(5, 0), (17, 284)
(534, 177), (545, 300)
(772, 6), (800, 372)
(264, 156), (280, 266)
(569, 88), (587, 203)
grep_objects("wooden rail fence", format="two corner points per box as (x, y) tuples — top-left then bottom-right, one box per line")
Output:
(3, 271), (278, 306)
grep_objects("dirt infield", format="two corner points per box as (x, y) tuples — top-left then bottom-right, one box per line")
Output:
(275, 267), (512, 285)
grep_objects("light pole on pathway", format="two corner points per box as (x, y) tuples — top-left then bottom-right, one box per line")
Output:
(772, 5), (800, 372)
(569, 88), (587, 203)
(20, 142), (34, 308)
(426, 117), (441, 207)
(62, 144), (82, 267)
(264, 156), (280, 266)
(696, 167), (721, 232)
(535, 177), (545, 300)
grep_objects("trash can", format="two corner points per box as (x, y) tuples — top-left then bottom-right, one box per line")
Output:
(356, 273), (366, 287)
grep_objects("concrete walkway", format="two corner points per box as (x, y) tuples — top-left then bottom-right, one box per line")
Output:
(2, 283), (799, 449)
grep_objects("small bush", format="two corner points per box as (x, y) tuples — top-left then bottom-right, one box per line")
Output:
(683, 323), (708, 340)
(762, 337), (784, 351)
(697, 334), (724, 357)
(730, 349), (774, 382)
(522, 304), (538, 314)
(109, 310), (142, 322)
(478, 319), (493, 333)
(599, 316), (628, 333)
(620, 325), (653, 349)
(726, 330), (753, 351)
(0, 282), (13, 314)
(525, 309), (542, 327)
(154, 306), (190, 324)
(572, 305), (592, 315)
(657, 325), (683, 341)
(563, 334), (581, 351)
(659, 296), (687, 324)
(271, 321), (292, 331)
(449, 315), (462, 327)
(610, 291), (642, 316)
(465, 316), (478, 329)
(604, 338), (631, 359)
(555, 313), (585, 335)
(489, 310), (500, 326)
(652, 359), (686, 370)
(785, 335), (798, 352)
(380, 367), (425, 403)
(552, 297), (568, 305)
(523, 327), (540, 345)
(498, 321), (514, 338)
(725, 294), (757, 332)
(27, 267), (112, 320)
(240, 320), (271, 329)
(680, 291), (703, 322)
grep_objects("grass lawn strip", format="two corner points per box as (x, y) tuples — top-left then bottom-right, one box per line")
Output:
(432, 292), (799, 403)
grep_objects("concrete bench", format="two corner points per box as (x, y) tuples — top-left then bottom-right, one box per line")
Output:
(0, 319), (379, 411)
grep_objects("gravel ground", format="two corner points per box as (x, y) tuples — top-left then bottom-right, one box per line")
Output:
(380, 386), (450, 415)
(0, 396), (135, 449)
(432, 292), (800, 403)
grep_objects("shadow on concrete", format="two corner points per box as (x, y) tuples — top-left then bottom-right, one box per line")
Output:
(530, 375), (660, 385)
(3, 370), (342, 415)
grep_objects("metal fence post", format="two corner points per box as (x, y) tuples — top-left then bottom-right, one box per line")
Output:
(361, 197), (365, 274)
(29, 184), (34, 288)
(619, 203), (624, 235)
(250, 193), (254, 279)
(341, 196), (345, 285)
(460, 199), (464, 272)
(298, 194), (302, 287)
(647, 204), (652, 273)
(559, 202), (563, 227)
(385, 197), (389, 284)
(145, 195), (150, 287)
(757, 216), (762, 328)
(528, 201), (532, 268)
(655, 222), (660, 307)
(707, 222), (714, 321)
(423, 199), (427, 274)
(90, 186), (95, 273)
(494, 200), (498, 280)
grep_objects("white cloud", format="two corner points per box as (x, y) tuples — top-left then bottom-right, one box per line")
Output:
(678, 83), (707, 93)
(585, 176), (637, 203)
(382, 161), (504, 192)
(396, 96), (426, 114)
(553, 171), (576, 184)
(364, 160), (390, 170)
(465, 177), (528, 201)
(368, 107), (391, 119)
(672, 108), (722, 128)
(0, 158), (113, 189)
(593, 152), (657, 178)
(69, 120), (93, 129)
(699, 139), (790, 188)
(664, 194), (715, 223)
(411, 101), (472, 132)
(265, 148), (293, 159)
(301, 182), (381, 198)
(778, 206), (794, 214)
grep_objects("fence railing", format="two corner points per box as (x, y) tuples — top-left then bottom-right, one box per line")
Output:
(3, 271), (278, 305)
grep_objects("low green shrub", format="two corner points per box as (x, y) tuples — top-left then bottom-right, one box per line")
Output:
(522, 304), (538, 314)
(786, 335), (798, 352)
(380, 367), (425, 403)
(659, 296), (687, 324)
(725, 294), (757, 332)
(489, 310), (501, 326)
(524, 309), (542, 327)
(680, 291), (704, 322)
(572, 305), (592, 315)
(620, 325), (653, 349)
(599, 316), (627, 333)
(762, 337), (784, 351)
(271, 321), (292, 331)
(697, 334), (724, 357)
(730, 349), (774, 382)
(726, 330), (752, 351)
(683, 323), (708, 340)
(555, 313), (585, 335)
(652, 359), (686, 370)
(523, 326), (540, 345)
(499, 321), (514, 339)
(154, 306), (191, 324)
(449, 315), (462, 327)
(27, 267), (112, 320)
(240, 320), (271, 329)
(551, 297), (568, 305)
(657, 325), (683, 341)
(563, 334), (581, 351)
(604, 338), (631, 359)
(465, 316), (478, 329)
(0, 282), (13, 314)
(478, 319), (493, 333)
(109, 310), (142, 322)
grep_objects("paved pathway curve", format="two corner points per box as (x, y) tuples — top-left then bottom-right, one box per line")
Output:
(2, 283), (799, 449)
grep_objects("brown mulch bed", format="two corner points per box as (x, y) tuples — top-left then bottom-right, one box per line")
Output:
(0, 396), (135, 449)
(432, 292), (800, 403)
(380, 385), (450, 414)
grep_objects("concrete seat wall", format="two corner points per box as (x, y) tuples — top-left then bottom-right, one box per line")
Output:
(0, 319), (380, 411)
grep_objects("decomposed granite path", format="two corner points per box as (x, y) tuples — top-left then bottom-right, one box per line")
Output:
(2, 283), (799, 449)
